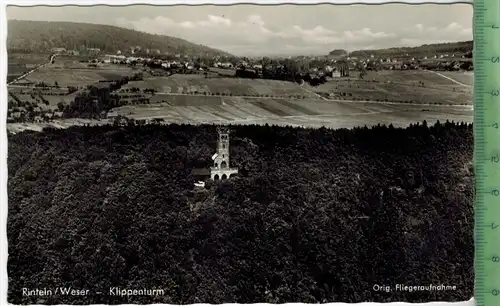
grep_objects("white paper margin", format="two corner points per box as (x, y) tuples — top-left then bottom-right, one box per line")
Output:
(0, 0), (475, 305)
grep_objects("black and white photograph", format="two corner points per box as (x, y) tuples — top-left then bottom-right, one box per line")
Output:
(6, 2), (474, 305)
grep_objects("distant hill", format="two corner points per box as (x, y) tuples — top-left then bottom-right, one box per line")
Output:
(328, 49), (348, 56)
(7, 19), (234, 57)
(349, 41), (473, 58)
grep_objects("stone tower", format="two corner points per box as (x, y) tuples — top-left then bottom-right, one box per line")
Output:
(210, 126), (238, 180)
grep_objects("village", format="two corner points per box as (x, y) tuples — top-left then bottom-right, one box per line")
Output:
(50, 43), (473, 78)
(7, 41), (473, 130)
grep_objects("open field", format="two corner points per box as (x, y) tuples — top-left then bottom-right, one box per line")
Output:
(8, 66), (31, 76)
(8, 53), (51, 81)
(7, 102), (472, 133)
(14, 66), (138, 87)
(122, 75), (318, 98)
(209, 67), (237, 76)
(312, 81), (471, 105)
(312, 70), (472, 105)
(435, 71), (474, 86)
(360, 70), (467, 86)
(8, 53), (50, 68)
(111, 95), (473, 129)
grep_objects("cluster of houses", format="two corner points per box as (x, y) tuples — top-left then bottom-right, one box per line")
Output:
(50, 47), (102, 56)
(48, 41), (472, 74)
(129, 46), (162, 55)
(99, 54), (205, 72)
(341, 52), (471, 71)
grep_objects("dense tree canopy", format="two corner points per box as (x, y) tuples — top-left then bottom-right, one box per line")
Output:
(7, 20), (232, 57)
(349, 41), (473, 58)
(8, 122), (473, 304)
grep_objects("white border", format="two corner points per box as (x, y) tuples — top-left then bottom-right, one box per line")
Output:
(0, 1), (474, 305)
(1, 0), (474, 4)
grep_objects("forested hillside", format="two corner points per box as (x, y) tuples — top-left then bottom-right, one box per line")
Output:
(7, 20), (232, 57)
(349, 41), (473, 57)
(8, 122), (473, 304)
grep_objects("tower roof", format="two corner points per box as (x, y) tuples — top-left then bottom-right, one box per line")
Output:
(216, 126), (231, 134)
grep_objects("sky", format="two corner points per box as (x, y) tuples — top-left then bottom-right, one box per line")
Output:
(6, 4), (473, 56)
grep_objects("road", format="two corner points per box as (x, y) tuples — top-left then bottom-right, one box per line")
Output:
(8, 54), (57, 85)
(299, 82), (329, 101)
(423, 70), (473, 88)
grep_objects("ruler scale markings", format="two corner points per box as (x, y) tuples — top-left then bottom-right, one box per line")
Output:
(475, 0), (500, 305)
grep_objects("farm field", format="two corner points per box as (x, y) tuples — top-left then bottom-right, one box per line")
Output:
(8, 53), (49, 67)
(14, 66), (138, 87)
(6, 97), (473, 133)
(8, 65), (30, 76)
(7, 118), (103, 133)
(8, 53), (51, 82)
(312, 70), (472, 105)
(209, 67), (237, 76)
(110, 95), (473, 129)
(122, 75), (318, 98)
(359, 70), (470, 86)
(313, 81), (471, 105)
